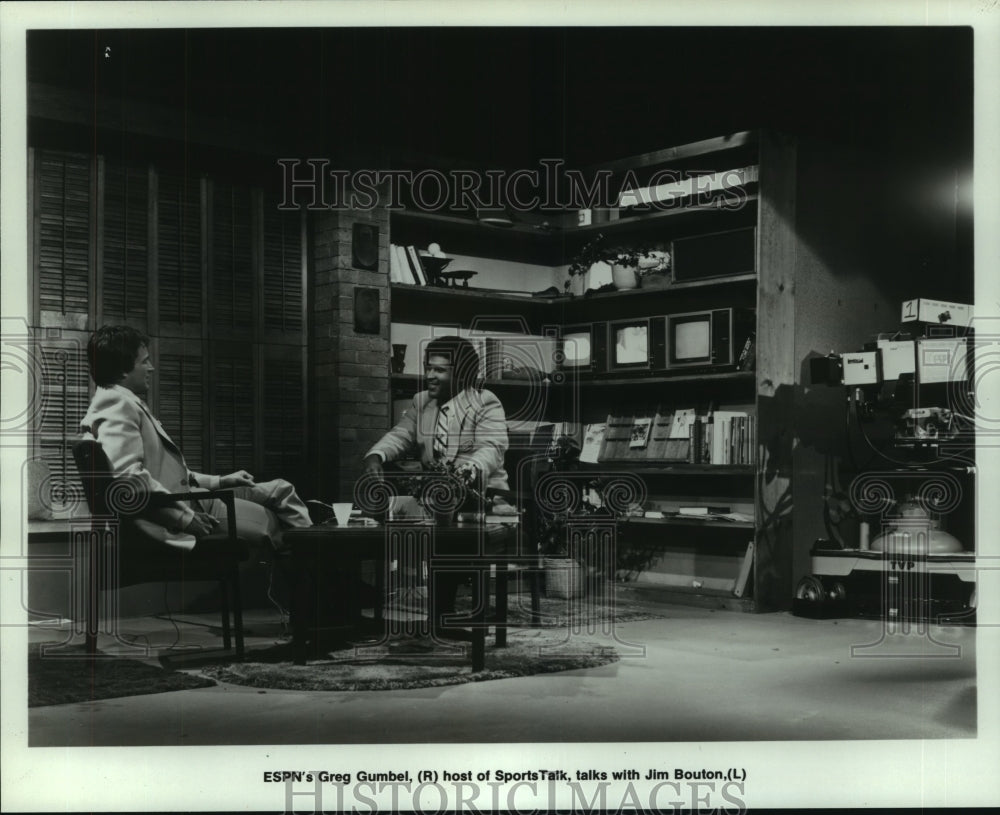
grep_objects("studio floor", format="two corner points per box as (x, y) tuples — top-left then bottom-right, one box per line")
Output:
(26, 594), (978, 746)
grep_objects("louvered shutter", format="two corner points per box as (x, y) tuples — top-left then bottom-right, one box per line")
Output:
(211, 183), (254, 336)
(38, 338), (90, 515)
(212, 354), (255, 474)
(262, 203), (304, 336)
(157, 173), (202, 329)
(156, 349), (205, 472)
(36, 151), (92, 325)
(262, 348), (305, 481)
(102, 162), (149, 323)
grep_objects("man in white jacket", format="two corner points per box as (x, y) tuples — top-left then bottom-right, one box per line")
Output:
(80, 325), (311, 550)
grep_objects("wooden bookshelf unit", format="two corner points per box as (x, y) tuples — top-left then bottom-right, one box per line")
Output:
(387, 130), (797, 611)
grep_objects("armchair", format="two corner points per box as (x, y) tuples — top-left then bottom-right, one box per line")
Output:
(72, 439), (249, 658)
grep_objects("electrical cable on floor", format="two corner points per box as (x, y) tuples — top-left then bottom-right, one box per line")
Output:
(160, 581), (201, 651)
(266, 560), (291, 639)
(148, 582), (211, 651)
(114, 630), (151, 650)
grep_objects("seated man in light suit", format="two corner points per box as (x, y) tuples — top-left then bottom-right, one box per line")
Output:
(363, 335), (509, 636)
(80, 325), (312, 550)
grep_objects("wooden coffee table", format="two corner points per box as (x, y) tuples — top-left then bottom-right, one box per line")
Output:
(283, 520), (524, 670)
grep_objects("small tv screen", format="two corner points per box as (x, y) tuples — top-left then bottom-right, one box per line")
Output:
(610, 319), (650, 369)
(562, 331), (592, 368)
(674, 318), (711, 360)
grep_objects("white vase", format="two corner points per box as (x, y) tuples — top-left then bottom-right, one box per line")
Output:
(568, 273), (587, 297)
(612, 263), (639, 290)
(588, 260), (614, 290)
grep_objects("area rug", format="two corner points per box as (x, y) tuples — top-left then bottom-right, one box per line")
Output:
(199, 627), (621, 692)
(28, 644), (216, 707)
(394, 587), (664, 628)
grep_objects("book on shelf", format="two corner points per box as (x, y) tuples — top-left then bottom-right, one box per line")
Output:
(669, 408), (697, 440)
(389, 244), (429, 286)
(404, 245), (427, 286)
(395, 244), (419, 285)
(628, 416), (652, 450)
(389, 244), (407, 284)
(579, 423), (607, 464)
(683, 411), (755, 465)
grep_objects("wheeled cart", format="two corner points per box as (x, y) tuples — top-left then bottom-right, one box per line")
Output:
(794, 542), (976, 623)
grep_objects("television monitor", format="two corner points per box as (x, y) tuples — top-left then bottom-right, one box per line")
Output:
(559, 323), (608, 373)
(561, 328), (593, 369)
(609, 318), (651, 371)
(666, 308), (743, 368)
(674, 317), (712, 362)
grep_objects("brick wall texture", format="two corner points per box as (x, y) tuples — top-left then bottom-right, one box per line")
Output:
(310, 205), (391, 501)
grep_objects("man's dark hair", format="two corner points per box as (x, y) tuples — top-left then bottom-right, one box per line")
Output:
(424, 335), (480, 393)
(87, 325), (150, 387)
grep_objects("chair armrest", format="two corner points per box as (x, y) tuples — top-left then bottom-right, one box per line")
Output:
(146, 489), (238, 546)
(147, 489), (237, 505)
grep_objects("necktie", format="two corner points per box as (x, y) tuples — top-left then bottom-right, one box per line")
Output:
(433, 405), (449, 460)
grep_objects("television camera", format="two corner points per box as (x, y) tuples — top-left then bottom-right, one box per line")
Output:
(797, 298), (977, 622)
(809, 298), (975, 454)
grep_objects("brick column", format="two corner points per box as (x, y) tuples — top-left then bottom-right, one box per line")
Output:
(309, 204), (390, 502)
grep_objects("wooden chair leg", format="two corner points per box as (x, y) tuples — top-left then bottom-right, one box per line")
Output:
(495, 563), (509, 648)
(230, 565), (245, 660)
(86, 535), (100, 655)
(529, 565), (542, 626)
(219, 577), (232, 652)
(471, 569), (487, 672)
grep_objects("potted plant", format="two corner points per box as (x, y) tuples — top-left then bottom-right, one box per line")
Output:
(565, 233), (669, 293)
(534, 436), (609, 598)
(633, 248), (672, 289)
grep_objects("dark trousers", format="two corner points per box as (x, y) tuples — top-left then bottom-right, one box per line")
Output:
(431, 571), (473, 636)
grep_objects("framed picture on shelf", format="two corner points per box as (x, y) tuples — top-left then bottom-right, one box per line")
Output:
(609, 318), (651, 372)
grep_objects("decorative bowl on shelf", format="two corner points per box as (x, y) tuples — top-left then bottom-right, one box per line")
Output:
(437, 270), (478, 288)
(419, 255), (453, 285)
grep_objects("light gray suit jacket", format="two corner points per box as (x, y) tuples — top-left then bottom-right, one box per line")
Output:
(366, 388), (510, 491)
(80, 385), (220, 550)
